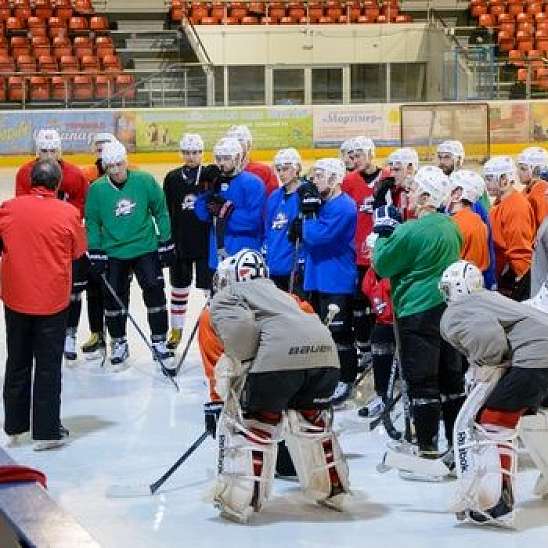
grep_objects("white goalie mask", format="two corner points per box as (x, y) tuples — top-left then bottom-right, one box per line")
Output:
(439, 260), (484, 304)
(449, 170), (485, 204)
(215, 249), (268, 291)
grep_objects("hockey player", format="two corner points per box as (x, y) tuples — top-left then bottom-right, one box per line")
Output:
(195, 137), (266, 270)
(447, 170), (489, 272)
(485, 156), (535, 300)
(85, 141), (176, 370)
(292, 158), (357, 405)
(340, 138), (357, 173)
(264, 148), (304, 293)
(516, 146), (548, 232)
(207, 249), (349, 523)
(341, 137), (379, 367)
(439, 260), (548, 526)
(15, 129), (89, 362)
(373, 166), (464, 458)
(81, 132), (117, 183)
(163, 133), (212, 350)
(225, 125), (278, 195)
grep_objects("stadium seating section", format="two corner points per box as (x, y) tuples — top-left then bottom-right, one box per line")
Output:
(471, 0), (548, 89)
(0, 0), (135, 103)
(170, 1), (413, 25)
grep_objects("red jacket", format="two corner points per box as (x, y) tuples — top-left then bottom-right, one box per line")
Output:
(0, 188), (87, 315)
(15, 159), (89, 218)
(361, 267), (393, 325)
(342, 169), (379, 266)
(245, 161), (279, 196)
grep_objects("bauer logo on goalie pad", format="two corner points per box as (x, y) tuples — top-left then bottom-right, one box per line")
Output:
(115, 198), (136, 217)
(288, 344), (333, 355)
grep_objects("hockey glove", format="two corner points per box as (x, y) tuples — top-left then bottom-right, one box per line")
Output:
(287, 217), (303, 244)
(298, 181), (322, 218)
(198, 164), (221, 192)
(206, 193), (235, 220)
(158, 239), (177, 268)
(373, 205), (402, 237)
(87, 249), (108, 277)
(204, 401), (224, 438)
(372, 166), (396, 209)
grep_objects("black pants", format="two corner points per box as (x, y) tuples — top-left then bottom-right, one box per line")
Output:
(67, 255), (88, 330)
(104, 252), (168, 340)
(397, 304), (464, 449)
(3, 306), (67, 439)
(86, 273), (105, 334)
(308, 292), (357, 384)
(353, 266), (375, 355)
(371, 323), (395, 399)
(270, 273), (305, 300)
(169, 256), (212, 290)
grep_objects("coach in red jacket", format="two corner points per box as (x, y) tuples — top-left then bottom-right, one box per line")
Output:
(0, 159), (86, 450)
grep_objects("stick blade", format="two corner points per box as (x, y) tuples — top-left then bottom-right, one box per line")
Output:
(105, 483), (154, 498)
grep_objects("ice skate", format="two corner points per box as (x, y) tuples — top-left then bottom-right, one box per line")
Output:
(465, 482), (514, 528)
(398, 446), (448, 482)
(63, 327), (77, 362)
(358, 395), (385, 419)
(152, 339), (176, 376)
(34, 425), (69, 452)
(330, 381), (353, 407)
(81, 332), (106, 361)
(109, 338), (130, 371)
(166, 328), (182, 350)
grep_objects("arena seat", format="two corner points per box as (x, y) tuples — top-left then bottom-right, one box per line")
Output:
(60, 54), (79, 71)
(38, 53), (58, 72)
(102, 53), (121, 71)
(94, 74), (113, 98)
(6, 16), (25, 34)
(68, 16), (89, 33)
(29, 75), (50, 100)
(34, 0), (53, 20)
(7, 75), (25, 101)
(74, 0), (94, 15)
(11, 36), (31, 57)
(72, 74), (93, 99)
(115, 73), (135, 99)
(17, 54), (36, 72)
(13, 0), (32, 21)
(90, 15), (110, 33)
(51, 75), (71, 100)
(81, 54), (100, 72)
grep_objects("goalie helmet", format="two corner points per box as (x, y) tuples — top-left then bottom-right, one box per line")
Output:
(350, 136), (375, 157)
(274, 147), (301, 170)
(483, 156), (516, 184)
(313, 158), (346, 188)
(102, 140), (127, 167)
(179, 133), (204, 152)
(412, 165), (451, 209)
(449, 170), (484, 204)
(35, 128), (61, 152)
(216, 248), (268, 290)
(387, 147), (419, 172)
(439, 260), (484, 304)
(516, 146), (548, 175)
(226, 125), (252, 150)
(437, 140), (465, 162)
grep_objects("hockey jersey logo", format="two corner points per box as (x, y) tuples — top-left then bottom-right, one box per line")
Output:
(115, 198), (137, 217)
(359, 196), (374, 214)
(181, 194), (197, 211)
(271, 212), (288, 230)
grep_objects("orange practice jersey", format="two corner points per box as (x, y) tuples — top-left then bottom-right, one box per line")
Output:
(523, 179), (548, 233)
(489, 190), (535, 278)
(451, 207), (489, 272)
(198, 294), (315, 402)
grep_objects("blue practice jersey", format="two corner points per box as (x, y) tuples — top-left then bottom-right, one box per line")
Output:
(302, 192), (357, 294)
(472, 200), (497, 290)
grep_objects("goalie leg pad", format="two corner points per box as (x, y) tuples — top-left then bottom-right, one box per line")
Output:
(284, 409), (350, 510)
(518, 411), (548, 497)
(214, 410), (282, 523)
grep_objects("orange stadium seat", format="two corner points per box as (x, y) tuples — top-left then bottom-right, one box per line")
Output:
(55, 4), (73, 20)
(50, 75), (71, 100)
(517, 30), (535, 52)
(498, 13), (514, 25)
(30, 76), (50, 100)
(241, 15), (259, 24)
(7, 76), (25, 101)
(81, 54), (99, 72)
(527, 48), (544, 66)
(94, 74), (113, 98)
(0, 4), (10, 20)
(516, 13), (534, 24)
(60, 54), (78, 71)
(499, 22), (516, 34)
(102, 53), (121, 71)
(13, 0), (32, 21)
(268, 3), (287, 19)
(200, 16), (219, 24)
(115, 73), (135, 99)
(288, 2), (306, 19)
(536, 28), (548, 50)
(0, 77), (6, 102)
(260, 15), (278, 23)
(17, 54), (36, 72)
(327, 1), (344, 19)
(69, 16), (88, 33)
(249, 2), (266, 15)
(279, 15), (296, 24)
(0, 54), (15, 72)
(38, 54), (58, 72)
(210, 3), (225, 20)
(222, 16), (240, 24)
(527, 3), (543, 17)
(497, 30), (515, 52)
(230, 3), (248, 20)
(74, 0), (94, 15)
(34, 0), (54, 20)
(28, 16), (47, 32)
(72, 74), (93, 99)
(90, 16), (110, 33)
(6, 16), (25, 34)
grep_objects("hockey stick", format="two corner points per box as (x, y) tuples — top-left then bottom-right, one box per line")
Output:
(288, 230), (301, 295)
(101, 274), (179, 392)
(106, 430), (209, 498)
(324, 303), (340, 327)
(174, 300), (208, 375)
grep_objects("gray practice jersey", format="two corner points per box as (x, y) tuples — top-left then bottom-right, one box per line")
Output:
(210, 277), (340, 374)
(531, 218), (548, 296)
(440, 290), (548, 370)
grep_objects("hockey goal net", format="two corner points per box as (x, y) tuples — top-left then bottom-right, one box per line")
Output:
(399, 102), (490, 165)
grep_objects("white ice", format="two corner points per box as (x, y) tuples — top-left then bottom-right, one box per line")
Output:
(1, 169), (548, 548)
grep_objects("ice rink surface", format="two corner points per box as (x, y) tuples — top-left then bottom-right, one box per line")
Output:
(1, 164), (548, 548)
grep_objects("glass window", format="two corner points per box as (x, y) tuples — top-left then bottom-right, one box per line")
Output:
(312, 68), (343, 104)
(351, 64), (387, 103)
(273, 68), (304, 105)
(390, 63), (426, 102)
(214, 66), (224, 106)
(228, 66), (265, 105)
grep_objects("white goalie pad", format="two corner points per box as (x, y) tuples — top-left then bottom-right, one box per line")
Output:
(284, 409), (350, 510)
(213, 409), (282, 523)
(214, 353), (245, 402)
(518, 411), (548, 498)
(450, 367), (517, 518)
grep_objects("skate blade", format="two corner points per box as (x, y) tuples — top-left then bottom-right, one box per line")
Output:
(84, 349), (106, 362)
(459, 511), (515, 529)
(108, 359), (131, 373)
(64, 357), (79, 368)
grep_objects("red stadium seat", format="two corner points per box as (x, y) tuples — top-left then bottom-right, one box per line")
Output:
(17, 54), (36, 72)
(81, 54), (99, 72)
(508, 49), (524, 66)
(34, 0), (53, 20)
(498, 30), (515, 51)
(6, 17), (25, 34)
(29, 76), (50, 101)
(279, 16), (297, 24)
(200, 16), (219, 24)
(90, 16), (110, 33)
(248, 2), (265, 15)
(68, 16), (88, 33)
(115, 74), (135, 99)
(326, 1), (343, 19)
(0, 55), (15, 72)
(0, 77), (6, 102)
(7, 76), (25, 101)
(210, 3), (226, 20)
(517, 30), (535, 52)
(50, 75), (71, 100)
(268, 3), (286, 19)
(288, 2), (306, 19)
(13, 0), (32, 21)
(102, 53), (121, 71)
(94, 74), (113, 98)
(72, 74), (93, 100)
(59, 54), (78, 71)
(241, 15), (259, 24)
(38, 54), (58, 72)
(73, 0), (94, 15)
(478, 13), (495, 27)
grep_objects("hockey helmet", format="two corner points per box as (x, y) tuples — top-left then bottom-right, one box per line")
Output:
(215, 249), (268, 290)
(180, 133), (204, 152)
(517, 146), (548, 176)
(312, 158), (346, 189)
(411, 165), (451, 209)
(226, 125), (252, 150)
(439, 260), (484, 304)
(387, 147), (419, 173)
(437, 140), (465, 162)
(35, 128), (61, 152)
(340, 138), (355, 155)
(102, 140), (127, 172)
(350, 136), (376, 157)
(483, 156), (516, 185)
(449, 169), (484, 204)
(274, 147), (301, 170)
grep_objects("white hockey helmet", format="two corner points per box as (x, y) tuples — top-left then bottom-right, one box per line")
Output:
(350, 136), (375, 157)
(313, 158), (346, 188)
(102, 140), (127, 168)
(411, 165), (451, 209)
(340, 138), (355, 155)
(216, 248), (268, 290)
(516, 146), (548, 175)
(274, 147), (301, 168)
(179, 133), (204, 152)
(35, 128), (61, 152)
(439, 260), (484, 304)
(214, 137), (243, 159)
(387, 147), (419, 172)
(437, 140), (465, 162)
(483, 156), (516, 184)
(226, 125), (252, 150)
(523, 282), (548, 314)
(449, 169), (484, 204)
(93, 132), (116, 146)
